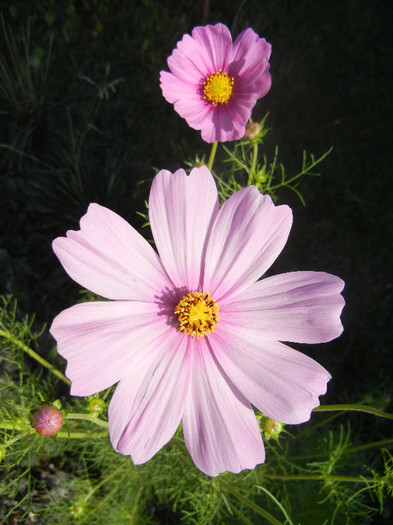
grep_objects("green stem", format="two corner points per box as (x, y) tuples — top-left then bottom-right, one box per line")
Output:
(207, 141), (218, 171)
(218, 478), (283, 525)
(259, 473), (384, 484)
(268, 147), (333, 191)
(0, 328), (71, 386)
(83, 464), (124, 503)
(0, 421), (105, 440)
(247, 142), (258, 186)
(66, 413), (108, 428)
(226, 499), (254, 525)
(0, 421), (30, 432)
(56, 431), (106, 439)
(291, 438), (393, 460)
(345, 438), (393, 453)
(313, 404), (393, 420)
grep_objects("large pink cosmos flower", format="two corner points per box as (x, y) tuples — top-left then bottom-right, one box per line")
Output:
(160, 23), (272, 143)
(50, 166), (344, 477)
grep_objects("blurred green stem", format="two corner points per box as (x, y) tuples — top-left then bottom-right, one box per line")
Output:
(314, 404), (393, 420)
(83, 464), (124, 503)
(218, 478), (283, 525)
(0, 421), (104, 440)
(0, 328), (71, 386)
(207, 141), (218, 171)
(66, 413), (108, 428)
(259, 473), (386, 484)
(247, 142), (258, 186)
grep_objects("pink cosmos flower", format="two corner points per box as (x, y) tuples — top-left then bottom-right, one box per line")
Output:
(50, 166), (344, 477)
(160, 23), (272, 143)
(32, 405), (63, 436)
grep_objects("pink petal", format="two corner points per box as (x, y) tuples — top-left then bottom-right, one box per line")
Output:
(191, 23), (233, 73)
(163, 24), (231, 88)
(230, 28), (272, 98)
(50, 300), (173, 396)
(109, 334), (190, 464)
(203, 105), (237, 143)
(160, 71), (214, 135)
(159, 70), (200, 104)
(149, 167), (219, 290)
(52, 203), (171, 301)
(173, 97), (212, 129)
(166, 34), (211, 83)
(212, 325), (331, 425)
(223, 271), (345, 343)
(227, 91), (258, 125)
(203, 189), (292, 302)
(182, 337), (265, 477)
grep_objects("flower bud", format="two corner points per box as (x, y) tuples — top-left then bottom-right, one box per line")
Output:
(32, 405), (63, 436)
(70, 504), (85, 517)
(88, 397), (105, 415)
(262, 417), (284, 441)
(244, 121), (261, 141)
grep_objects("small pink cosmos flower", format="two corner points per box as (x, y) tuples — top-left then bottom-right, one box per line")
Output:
(32, 405), (63, 436)
(160, 23), (272, 143)
(50, 166), (344, 477)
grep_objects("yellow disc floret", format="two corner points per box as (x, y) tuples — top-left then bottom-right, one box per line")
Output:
(203, 69), (234, 105)
(175, 291), (220, 338)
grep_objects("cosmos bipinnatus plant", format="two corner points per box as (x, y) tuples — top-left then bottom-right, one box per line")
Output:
(1, 16), (392, 525)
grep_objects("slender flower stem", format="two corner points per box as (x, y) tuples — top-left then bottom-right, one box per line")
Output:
(1, 421), (30, 432)
(218, 478), (283, 525)
(314, 404), (393, 420)
(247, 142), (259, 186)
(207, 141), (218, 171)
(0, 421), (105, 440)
(226, 500), (254, 525)
(0, 329), (71, 386)
(290, 438), (393, 460)
(1, 412), (108, 436)
(83, 464), (124, 503)
(56, 431), (106, 439)
(259, 473), (385, 484)
(66, 413), (108, 428)
(345, 438), (393, 453)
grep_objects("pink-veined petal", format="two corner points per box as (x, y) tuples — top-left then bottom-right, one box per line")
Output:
(166, 37), (207, 83)
(159, 70), (200, 104)
(173, 97), (212, 129)
(162, 24), (232, 90)
(203, 188), (292, 301)
(201, 104), (237, 143)
(230, 28), (272, 98)
(191, 23), (233, 73)
(50, 300), (173, 396)
(52, 203), (171, 301)
(182, 337), (265, 477)
(212, 325), (331, 424)
(109, 333), (190, 464)
(223, 271), (345, 343)
(149, 167), (219, 290)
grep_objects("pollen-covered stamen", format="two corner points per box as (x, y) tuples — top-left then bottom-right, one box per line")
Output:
(175, 291), (220, 338)
(203, 69), (234, 105)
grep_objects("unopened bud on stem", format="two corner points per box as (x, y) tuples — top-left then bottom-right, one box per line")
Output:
(32, 405), (63, 436)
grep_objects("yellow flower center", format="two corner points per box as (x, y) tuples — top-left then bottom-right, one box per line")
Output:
(174, 291), (220, 338)
(203, 69), (234, 105)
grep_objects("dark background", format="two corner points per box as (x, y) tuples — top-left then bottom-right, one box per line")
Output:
(1, 0), (392, 520)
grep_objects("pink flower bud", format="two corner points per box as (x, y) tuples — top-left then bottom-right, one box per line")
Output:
(244, 121), (261, 141)
(32, 405), (63, 436)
